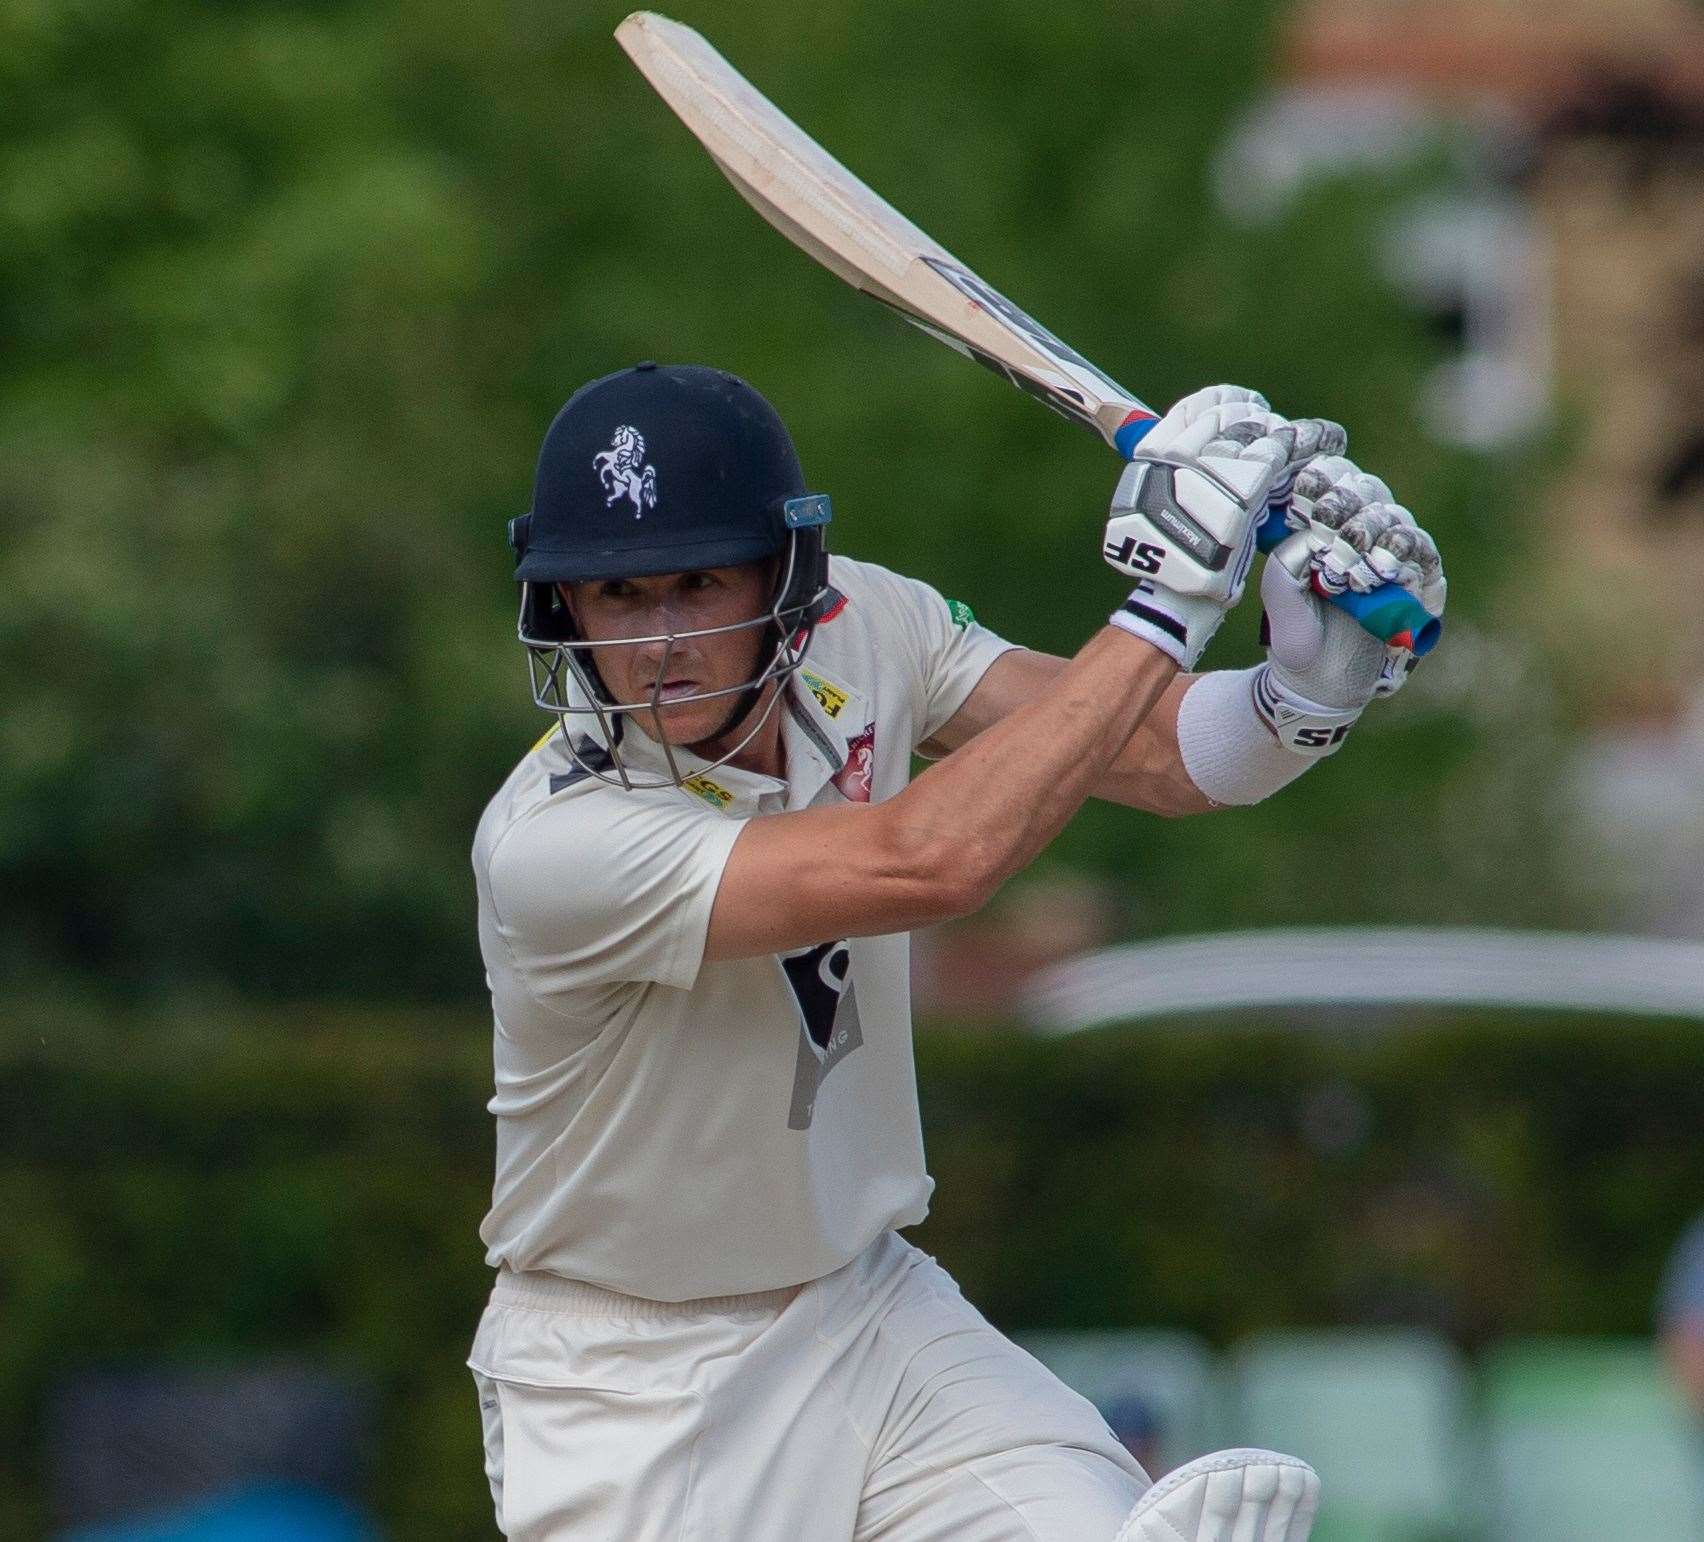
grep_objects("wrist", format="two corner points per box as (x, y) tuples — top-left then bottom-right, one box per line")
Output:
(1109, 583), (1226, 671)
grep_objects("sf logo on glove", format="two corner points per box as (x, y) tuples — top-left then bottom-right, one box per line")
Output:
(1104, 534), (1166, 576)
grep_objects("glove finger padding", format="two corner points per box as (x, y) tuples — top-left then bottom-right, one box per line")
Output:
(1157, 403), (1288, 473)
(1255, 452), (1446, 749)
(1260, 418), (1349, 514)
(1288, 461), (1447, 616)
(1141, 384), (1270, 450)
(1319, 501), (1415, 595)
(1296, 459), (1393, 518)
(1286, 416), (1350, 465)
(1369, 521), (1446, 616)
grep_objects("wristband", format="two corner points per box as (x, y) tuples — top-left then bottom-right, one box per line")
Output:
(1176, 667), (1320, 806)
(1109, 584), (1224, 671)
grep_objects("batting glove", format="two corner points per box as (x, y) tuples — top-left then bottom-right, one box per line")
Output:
(1255, 455), (1447, 755)
(1104, 385), (1346, 669)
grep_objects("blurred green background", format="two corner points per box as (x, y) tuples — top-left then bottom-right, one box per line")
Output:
(0, 0), (1559, 1003)
(3, 0), (1700, 1535)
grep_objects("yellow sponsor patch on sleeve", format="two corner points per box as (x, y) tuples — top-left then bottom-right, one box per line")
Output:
(799, 667), (849, 719)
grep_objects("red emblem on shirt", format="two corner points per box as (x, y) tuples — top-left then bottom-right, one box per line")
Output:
(833, 724), (876, 803)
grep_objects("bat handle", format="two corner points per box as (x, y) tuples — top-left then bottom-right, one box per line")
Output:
(1260, 523), (1441, 657)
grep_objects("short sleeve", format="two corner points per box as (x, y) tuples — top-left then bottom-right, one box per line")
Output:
(846, 561), (1019, 746)
(485, 792), (746, 996)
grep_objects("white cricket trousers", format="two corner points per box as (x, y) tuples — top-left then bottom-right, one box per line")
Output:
(468, 1230), (1150, 1540)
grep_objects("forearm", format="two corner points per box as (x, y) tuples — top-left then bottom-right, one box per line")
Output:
(891, 626), (1177, 895)
(926, 651), (1311, 818)
(1050, 646), (1334, 826)
(1095, 667), (1319, 814)
(1090, 672), (1215, 816)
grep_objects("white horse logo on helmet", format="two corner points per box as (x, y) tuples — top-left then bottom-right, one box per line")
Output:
(593, 425), (658, 518)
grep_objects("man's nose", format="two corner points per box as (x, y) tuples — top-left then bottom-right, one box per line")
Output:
(632, 635), (670, 676)
(632, 618), (687, 675)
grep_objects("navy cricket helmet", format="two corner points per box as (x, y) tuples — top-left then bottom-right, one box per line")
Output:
(507, 364), (838, 787)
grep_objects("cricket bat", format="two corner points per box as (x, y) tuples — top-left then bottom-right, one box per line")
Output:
(614, 12), (1439, 655)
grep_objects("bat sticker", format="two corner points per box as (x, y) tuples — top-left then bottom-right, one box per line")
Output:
(920, 256), (1133, 399)
(869, 292), (1102, 433)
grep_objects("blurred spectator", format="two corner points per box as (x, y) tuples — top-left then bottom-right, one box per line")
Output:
(61, 1484), (369, 1542)
(1099, 1393), (1165, 1479)
(1565, 686), (1704, 937)
(48, 1363), (373, 1540)
(1659, 1212), (1704, 1420)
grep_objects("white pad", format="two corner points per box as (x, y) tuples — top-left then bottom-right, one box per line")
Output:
(1114, 1448), (1320, 1542)
(1176, 668), (1317, 803)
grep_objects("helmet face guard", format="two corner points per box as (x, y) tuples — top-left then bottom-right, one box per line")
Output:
(517, 510), (835, 791)
(511, 365), (833, 788)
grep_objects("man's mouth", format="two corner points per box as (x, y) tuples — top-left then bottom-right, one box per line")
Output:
(649, 679), (699, 703)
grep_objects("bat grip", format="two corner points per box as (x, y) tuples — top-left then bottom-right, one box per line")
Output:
(1260, 523), (1441, 657)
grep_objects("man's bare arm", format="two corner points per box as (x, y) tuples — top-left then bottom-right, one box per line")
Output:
(709, 384), (1323, 956)
(918, 648), (1215, 817)
(704, 628), (1177, 961)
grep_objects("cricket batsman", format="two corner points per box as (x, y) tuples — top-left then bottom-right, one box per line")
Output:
(467, 362), (1446, 1539)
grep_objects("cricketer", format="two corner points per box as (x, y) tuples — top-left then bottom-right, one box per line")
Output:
(466, 362), (1446, 1539)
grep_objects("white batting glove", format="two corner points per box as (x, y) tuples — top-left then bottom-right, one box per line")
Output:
(1104, 385), (1346, 669)
(1255, 455), (1447, 755)
(1115, 1448), (1320, 1542)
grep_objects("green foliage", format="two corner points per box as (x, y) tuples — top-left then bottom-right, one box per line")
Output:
(2, 1003), (1698, 1534)
(0, 0), (1571, 1000)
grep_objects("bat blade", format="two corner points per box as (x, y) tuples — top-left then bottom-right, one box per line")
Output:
(615, 13), (1440, 657)
(615, 11), (1157, 453)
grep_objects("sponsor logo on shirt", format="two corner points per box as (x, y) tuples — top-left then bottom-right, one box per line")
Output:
(682, 773), (734, 810)
(833, 724), (876, 804)
(947, 598), (976, 629)
(784, 939), (863, 1130)
(800, 667), (850, 719)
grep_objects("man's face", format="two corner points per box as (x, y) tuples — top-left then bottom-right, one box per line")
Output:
(561, 562), (775, 746)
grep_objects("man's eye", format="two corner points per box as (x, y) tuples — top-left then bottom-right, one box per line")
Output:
(683, 573), (715, 591)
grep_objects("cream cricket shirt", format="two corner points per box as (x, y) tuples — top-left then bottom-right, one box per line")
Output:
(473, 555), (1018, 1301)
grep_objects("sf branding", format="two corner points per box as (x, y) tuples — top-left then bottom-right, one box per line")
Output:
(1104, 534), (1167, 575)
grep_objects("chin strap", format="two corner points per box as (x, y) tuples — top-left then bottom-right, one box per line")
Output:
(691, 615), (813, 752)
(696, 677), (771, 749)
(689, 561), (840, 753)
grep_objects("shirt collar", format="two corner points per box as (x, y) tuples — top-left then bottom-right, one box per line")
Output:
(777, 662), (869, 809)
